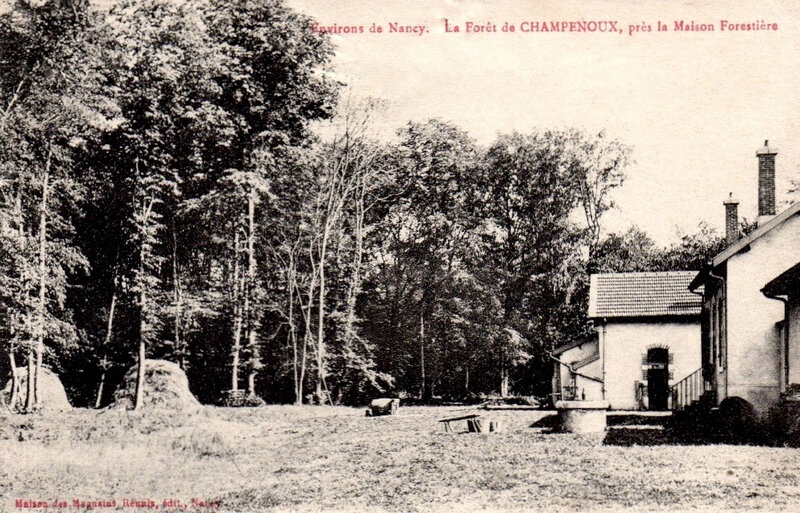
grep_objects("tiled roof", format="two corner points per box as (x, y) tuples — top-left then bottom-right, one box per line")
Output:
(588, 271), (701, 318)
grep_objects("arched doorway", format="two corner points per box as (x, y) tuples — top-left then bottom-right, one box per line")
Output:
(647, 347), (669, 410)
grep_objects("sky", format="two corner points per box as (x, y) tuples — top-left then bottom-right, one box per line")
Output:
(2, 0), (797, 245)
(287, 0), (800, 245)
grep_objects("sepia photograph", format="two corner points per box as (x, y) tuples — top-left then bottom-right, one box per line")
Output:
(1, 0), (800, 511)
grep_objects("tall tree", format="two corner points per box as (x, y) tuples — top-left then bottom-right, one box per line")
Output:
(309, 96), (395, 404)
(474, 131), (583, 396)
(565, 130), (631, 257)
(0, 0), (99, 411)
(589, 226), (659, 273)
(94, 0), (225, 408)
(197, 0), (338, 400)
(362, 119), (480, 399)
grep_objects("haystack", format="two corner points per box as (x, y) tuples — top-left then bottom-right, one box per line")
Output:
(1, 367), (72, 412)
(109, 359), (200, 411)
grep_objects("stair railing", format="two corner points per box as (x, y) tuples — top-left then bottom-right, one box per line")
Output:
(669, 367), (704, 411)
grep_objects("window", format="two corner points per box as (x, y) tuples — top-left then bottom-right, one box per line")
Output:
(718, 297), (726, 368)
(710, 297), (717, 366)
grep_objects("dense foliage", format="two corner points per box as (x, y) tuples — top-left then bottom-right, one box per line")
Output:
(0, 0), (737, 409)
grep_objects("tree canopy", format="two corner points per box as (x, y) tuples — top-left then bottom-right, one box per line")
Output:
(1, 0), (729, 410)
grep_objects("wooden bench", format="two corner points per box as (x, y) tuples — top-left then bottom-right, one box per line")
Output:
(438, 414), (481, 432)
(439, 414), (503, 433)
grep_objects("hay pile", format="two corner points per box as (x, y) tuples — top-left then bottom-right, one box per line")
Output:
(1, 367), (72, 412)
(109, 359), (201, 411)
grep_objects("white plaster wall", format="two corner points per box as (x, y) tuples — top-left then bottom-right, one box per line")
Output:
(557, 342), (602, 401)
(602, 320), (701, 410)
(575, 359), (603, 400)
(725, 213), (800, 414)
(558, 342), (598, 386)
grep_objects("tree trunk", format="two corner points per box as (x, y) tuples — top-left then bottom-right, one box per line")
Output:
(419, 309), (426, 401)
(287, 248), (300, 405)
(25, 350), (34, 412)
(299, 330), (311, 403)
(231, 229), (242, 392)
(134, 269), (146, 411)
(94, 364), (107, 409)
(95, 280), (117, 409)
(343, 184), (365, 349)
(245, 191), (258, 397)
(133, 190), (155, 411)
(315, 222), (331, 405)
(134, 339), (145, 410)
(34, 150), (51, 408)
(298, 248), (316, 405)
(12, 189), (29, 413)
(500, 365), (509, 397)
(172, 223), (184, 369)
(246, 353), (255, 395)
(8, 344), (18, 411)
(289, 286), (297, 402)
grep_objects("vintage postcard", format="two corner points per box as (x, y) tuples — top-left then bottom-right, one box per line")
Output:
(1, 0), (800, 512)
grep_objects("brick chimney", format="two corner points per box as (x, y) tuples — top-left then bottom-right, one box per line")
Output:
(723, 193), (739, 245)
(756, 140), (777, 226)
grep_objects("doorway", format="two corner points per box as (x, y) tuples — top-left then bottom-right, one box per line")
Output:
(647, 347), (669, 411)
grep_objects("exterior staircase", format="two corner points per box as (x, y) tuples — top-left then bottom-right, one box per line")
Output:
(664, 368), (717, 442)
(670, 367), (707, 411)
(604, 369), (718, 445)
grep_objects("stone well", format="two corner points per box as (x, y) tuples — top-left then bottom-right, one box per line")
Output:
(555, 400), (610, 433)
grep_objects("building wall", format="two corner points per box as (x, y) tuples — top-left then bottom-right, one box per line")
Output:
(705, 281), (728, 403)
(788, 295), (800, 385)
(576, 359), (604, 401)
(556, 342), (602, 401)
(725, 213), (800, 414)
(602, 319), (701, 410)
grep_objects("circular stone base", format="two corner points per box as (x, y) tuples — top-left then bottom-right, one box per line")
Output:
(555, 400), (610, 433)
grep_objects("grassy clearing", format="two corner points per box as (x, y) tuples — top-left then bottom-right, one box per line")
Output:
(2, 406), (800, 512)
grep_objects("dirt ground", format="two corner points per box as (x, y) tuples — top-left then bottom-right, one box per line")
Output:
(2, 405), (800, 512)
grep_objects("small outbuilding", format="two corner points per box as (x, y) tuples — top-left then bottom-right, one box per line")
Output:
(552, 271), (702, 411)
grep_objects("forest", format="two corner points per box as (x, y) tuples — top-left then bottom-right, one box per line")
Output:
(0, 0), (734, 412)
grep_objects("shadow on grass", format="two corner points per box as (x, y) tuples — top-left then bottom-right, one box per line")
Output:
(529, 414), (559, 429)
(603, 428), (682, 446)
(528, 411), (768, 446)
(602, 426), (789, 447)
